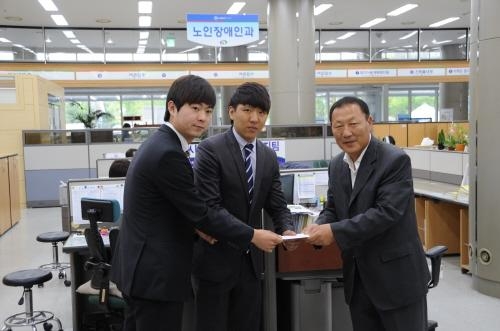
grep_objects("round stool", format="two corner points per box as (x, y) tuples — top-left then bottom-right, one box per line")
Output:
(36, 231), (71, 287)
(2, 269), (63, 331)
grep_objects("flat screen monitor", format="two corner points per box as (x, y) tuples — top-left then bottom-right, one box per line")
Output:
(280, 174), (295, 205)
(67, 177), (125, 232)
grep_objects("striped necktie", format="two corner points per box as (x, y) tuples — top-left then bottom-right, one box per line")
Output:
(244, 144), (254, 204)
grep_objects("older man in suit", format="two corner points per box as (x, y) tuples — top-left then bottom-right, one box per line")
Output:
(192, 82), (296, 331)
(304, 96), (431, 331)
(111, 75), (283, 331)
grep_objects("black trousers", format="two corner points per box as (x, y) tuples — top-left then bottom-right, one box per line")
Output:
(193, 254), (262, 331)
(349, 271), (428, 331)
(123, 295), (184, 331)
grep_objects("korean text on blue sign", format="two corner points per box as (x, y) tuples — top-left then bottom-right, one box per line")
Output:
(187, 14), (259, 47)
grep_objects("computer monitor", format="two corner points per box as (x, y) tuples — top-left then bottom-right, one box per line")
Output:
(67, 178), (125, 232)
(280, 174), (295, 205)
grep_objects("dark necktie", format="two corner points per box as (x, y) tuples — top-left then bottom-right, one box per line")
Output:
(244, 144), (254, 204)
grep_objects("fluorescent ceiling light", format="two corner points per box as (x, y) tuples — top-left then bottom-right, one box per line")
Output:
(70, 39), (80, 44)
(180, 46), (203, 53)
(400, 31), (418, 40)
(381, 39), (386, 44)
(457, 34), (466, 40)
(314, 4), (333, 16)
(360, 18), (386, 28)
(138, 1), (153, 14)
(387, 4), (418, 17)
(247, 45), (257, 48)
(51, 15), (68, 26)
(227, 2), (246, 14)
(38, 0), (58, 12)
(45, 37), (52, 43)
(0, 38), (11, 43)
(138, 40), (148, 45)
(324, 39), (336, 45)
(63, 30), (76, 38)
(139, 16), (152, 27)
(337, 32), (356, 40)
(139, 32), (149, 39)
(258, 39), (266, 45)
(429, 17), (460, 27)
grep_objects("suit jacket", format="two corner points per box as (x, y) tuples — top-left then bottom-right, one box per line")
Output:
(317, 138), (430, 311)
(192, 129), (293, 282)
(110, 125), (254, 302)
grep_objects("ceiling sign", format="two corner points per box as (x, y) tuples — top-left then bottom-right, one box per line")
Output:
(186, 14), (259, 47)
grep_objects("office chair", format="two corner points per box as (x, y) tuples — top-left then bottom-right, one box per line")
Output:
(426, 245), (448, 331)
(78, 198), (124, 331)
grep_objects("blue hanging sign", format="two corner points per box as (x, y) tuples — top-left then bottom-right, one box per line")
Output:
(186, 14), (259, 47)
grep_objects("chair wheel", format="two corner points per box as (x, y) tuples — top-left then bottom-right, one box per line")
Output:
(43, 322), (53, 330)
(58, 272), (64, 279)
(64, 279), (72, 287)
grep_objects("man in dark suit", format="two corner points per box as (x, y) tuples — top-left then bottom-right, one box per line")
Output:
(110, 75), (283, 331)
(304, 96), (431, 331)
(192, 82), (296, 331)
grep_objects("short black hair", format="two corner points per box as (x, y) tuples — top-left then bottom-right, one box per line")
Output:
(228, 82), (270, 113)
(164, 75), (216, 122)
(329, 96), (370, 123)
(109, 159), (130, 178)
(125, 148), (137, 157)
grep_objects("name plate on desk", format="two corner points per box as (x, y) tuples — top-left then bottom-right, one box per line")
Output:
(277, 241), (342, 273)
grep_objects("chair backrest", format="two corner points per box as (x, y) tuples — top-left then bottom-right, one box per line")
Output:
(81, 198), (120, 304)
(425, 245), (448, 288)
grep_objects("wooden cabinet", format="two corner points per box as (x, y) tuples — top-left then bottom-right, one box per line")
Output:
(277, 240), (342, 273)
(0, 154), (21, 236)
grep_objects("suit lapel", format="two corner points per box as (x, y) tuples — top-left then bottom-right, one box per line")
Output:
(349, 139), (377, 206)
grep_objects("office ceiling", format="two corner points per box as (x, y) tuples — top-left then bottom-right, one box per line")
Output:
(0, 0), (471, 30)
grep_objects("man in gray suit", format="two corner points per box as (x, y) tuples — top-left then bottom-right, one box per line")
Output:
(192, 82), (296, 331)
(304, 96), (430, 331)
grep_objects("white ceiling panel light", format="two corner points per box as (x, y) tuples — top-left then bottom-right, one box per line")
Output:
(429, 17), (460, 27)
(0, 38), (11, 43)
(138, 1), (153, 14)
(324, 40), (336, 45)
(387, 4), (418, 17)
(337, 32), (356, 40)
(227, 2), (246, 14)
(139, 16), (152, 27)
(38, 0), (58, 12)
(51, 15), (68, 26)
(360, 18), (386, 28)
(139, 32), (149, 39)
(314, 4), (333, 16)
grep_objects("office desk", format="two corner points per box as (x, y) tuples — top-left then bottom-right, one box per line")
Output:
(63, 233), (111, 331)
(413, 179), (470, 272)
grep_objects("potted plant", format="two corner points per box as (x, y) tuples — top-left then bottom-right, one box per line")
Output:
(437, 129), (446, 150)
(70, 101), (113, 128)
(453, 124), (468, 152)
(445, 134), (456, 151)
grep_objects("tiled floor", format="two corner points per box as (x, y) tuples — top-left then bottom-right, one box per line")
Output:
(1, 207), (500, 330)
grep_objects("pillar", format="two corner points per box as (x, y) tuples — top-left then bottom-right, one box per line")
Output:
(268, 0), (316, 124)
(470, 0), (500, 298)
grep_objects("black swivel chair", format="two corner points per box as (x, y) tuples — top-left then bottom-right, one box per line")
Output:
(78, 198), (124, 331)
(426, 245), (448, 331)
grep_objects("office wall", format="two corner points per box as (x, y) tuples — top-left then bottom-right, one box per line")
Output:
(0, 75), (64, 207)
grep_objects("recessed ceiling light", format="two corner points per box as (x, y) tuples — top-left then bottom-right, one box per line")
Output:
(38, 0), (58, 12)
(138, 1), (153, 14)
(429, 17), (460, 28)
(387, 4), (418, 17)
(5, 16), (23, 22)
(139, 16), (152, 27)
(314, 4), (333, 16)
(96, 18), (112, 24)
(360, 18), (386, 28)
(227, 2), (246, 15)
(51, 14), (68, 26)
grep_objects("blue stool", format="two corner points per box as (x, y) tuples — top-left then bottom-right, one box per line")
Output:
(36, 231), (71, 287)
(1, 269), (63, 331)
